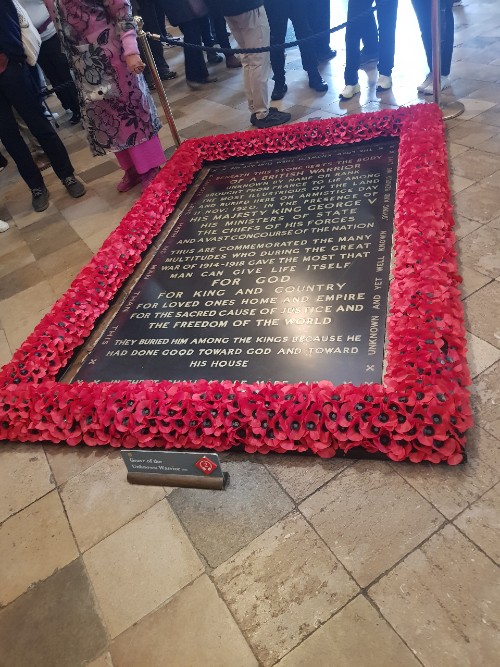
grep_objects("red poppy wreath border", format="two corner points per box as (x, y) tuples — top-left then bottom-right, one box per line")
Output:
(0, 105), (472, 464)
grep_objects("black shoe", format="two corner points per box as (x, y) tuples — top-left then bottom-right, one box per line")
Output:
(207, 53), (223, 64)
(317, 48), (337, 62)
(69, 112), (81, 125)
(31, 186), (50, 212)
(308, 73), (328, 92)
(251, 107), (291, 129)
(159, 69), (177, 80)
(62, 175), (86, 198)
(271, 82), (288, 101)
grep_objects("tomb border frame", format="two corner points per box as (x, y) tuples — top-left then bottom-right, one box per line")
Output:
(0, 105), (472, 464)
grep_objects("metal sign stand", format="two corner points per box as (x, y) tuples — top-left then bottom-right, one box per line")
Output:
(431, 0), (464, 120)
(134, 15), (182, 147)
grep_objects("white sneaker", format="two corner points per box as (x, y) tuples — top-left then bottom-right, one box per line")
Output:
(423, 75), (451, 95)
(0, 220), (10, 233)
(417, 73), (433, 92)
(339, 83), (360, 100)
(377, 74), (392, 90)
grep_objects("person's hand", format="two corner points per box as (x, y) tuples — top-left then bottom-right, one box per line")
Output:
(126, 54), (145, 75)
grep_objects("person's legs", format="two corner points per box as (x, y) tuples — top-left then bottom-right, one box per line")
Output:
(441, 0), (454, 76)
(37, 34), (81, 119)
(308, 0), (334, 59)
(209, 7), (241, 67)
(289, 0), (328, 91)
(343, 0), (369, 87)
(116, 135), (165, 192)
(264, 0), (288, 88)
(376, 0), (398, 77)
(226, 8), (271, 120)
(178, 18), (212, 84)
(360, 9), (379, 61)
(411, 0), (432, 72)
(227, 8), (290, 127)
(2, 63), (76, 184)
(200, 15), (223, 63)
(140, 0), (170, 72)
(0, 95), (44, 190)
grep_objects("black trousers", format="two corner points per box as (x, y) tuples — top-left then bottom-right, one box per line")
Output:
(37, 34), (80, 116)
(137, 0), (169, 71)
(308, 0), (331, 55)
(411, 0), (454, 76)
(344, 0), (398, 84)
(265, 0), (317, 84)
(209, 6), (231, 50)
(179, 18), (210, 82)
(0, 61), (74, 190)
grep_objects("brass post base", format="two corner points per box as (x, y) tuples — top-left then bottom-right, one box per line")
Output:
(441, 100), (465, 121)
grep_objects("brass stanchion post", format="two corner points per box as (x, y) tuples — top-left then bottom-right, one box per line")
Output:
(431, 0), (464, 120)
(134, 16), (182, 147)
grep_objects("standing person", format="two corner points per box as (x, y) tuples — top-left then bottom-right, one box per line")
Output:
(340, 0), (398, 100)
(47, 0), (165, 192)
(131, 0), (177, 89)
(308, 0), (336, 62)
(212, 0), (291, 128)
(161, 0), (218, 89)
(0, 0), (86, 211)
(264, 0), (328, 101)
(20, 0), (81, 123)
(412, 0), (454, 94)
(205, 0), (242, 68)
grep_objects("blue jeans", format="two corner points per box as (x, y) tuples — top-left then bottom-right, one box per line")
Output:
(411, 0), (454, 76)
(344, 0), (399, 85)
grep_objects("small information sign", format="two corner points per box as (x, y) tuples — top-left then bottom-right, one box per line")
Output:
(121, 449), (228, 490)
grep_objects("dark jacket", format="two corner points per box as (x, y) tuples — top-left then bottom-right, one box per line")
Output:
(0, 0), (26, 62)
(208, 0), (263, 17)
(160, 0), (208, 26)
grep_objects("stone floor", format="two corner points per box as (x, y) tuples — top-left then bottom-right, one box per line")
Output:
(1, 1), (500, 666)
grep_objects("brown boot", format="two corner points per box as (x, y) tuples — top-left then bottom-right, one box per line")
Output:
(226, 54), (242, 69)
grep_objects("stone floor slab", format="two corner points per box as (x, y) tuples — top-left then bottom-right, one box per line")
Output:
(169, 459), (294, 568)
(84, 500), (203, 638)
(111, 575), (257, 667)
(0, 442), (54, 523)
(369, 524), (500, 667)
(454, 182), (500, 224)
(454, 482), (500, 564)
(277, 595), (421, 667)
(300, 462), (444, 587)
(0, 491), (78, 606)
(44, 442), (120, 486)
(213, 511), (358, 667)
(470, 361), (500, 441)
(86, 653), (114, 667)
(463, 281), (500, 348)
(0, 559), (107, 667)
(262, 454), (352, 503)
(458, 223), (500, 278)
(60, 454), (165, 552)
(465, 331), (500, 378)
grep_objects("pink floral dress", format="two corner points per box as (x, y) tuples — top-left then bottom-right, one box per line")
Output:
(46, 0), (161, 156)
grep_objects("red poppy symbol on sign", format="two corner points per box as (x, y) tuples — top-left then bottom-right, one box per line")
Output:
(195, 456), (217, 475)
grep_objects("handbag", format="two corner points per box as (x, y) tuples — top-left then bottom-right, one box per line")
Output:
(12, 0), (42, 66)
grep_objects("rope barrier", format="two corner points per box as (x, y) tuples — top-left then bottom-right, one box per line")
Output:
(157, 4), (379, 56)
